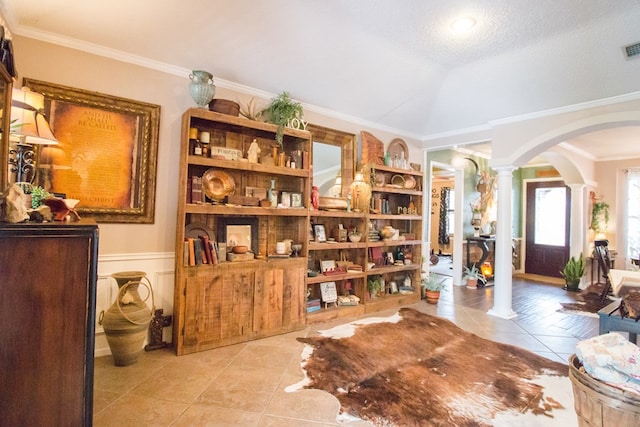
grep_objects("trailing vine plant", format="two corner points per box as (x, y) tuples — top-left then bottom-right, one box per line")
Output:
(591, 201), (610, 233)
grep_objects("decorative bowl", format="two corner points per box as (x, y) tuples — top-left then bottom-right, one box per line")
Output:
(379, 225), (396, 240)
(202, 169), (235, 201)
(232, 245), (249, 254)
(349, 234), (362, 243)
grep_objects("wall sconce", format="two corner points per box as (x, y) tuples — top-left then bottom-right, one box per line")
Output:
(349, 169), (371, 213)
(9, 87), (58, 183)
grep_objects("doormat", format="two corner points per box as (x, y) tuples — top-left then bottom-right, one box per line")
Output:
(289, 308), (575, 426)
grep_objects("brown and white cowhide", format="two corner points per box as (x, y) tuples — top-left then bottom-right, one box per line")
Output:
(289, 308), (575, 427)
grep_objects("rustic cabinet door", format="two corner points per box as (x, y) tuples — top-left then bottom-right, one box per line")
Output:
(182, 268), (254, 353)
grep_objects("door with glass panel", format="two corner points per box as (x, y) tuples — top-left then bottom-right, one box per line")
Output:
(525, 181), (570, 277)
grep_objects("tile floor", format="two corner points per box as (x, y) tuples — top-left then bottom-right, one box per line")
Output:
(93, 277), (602, 426)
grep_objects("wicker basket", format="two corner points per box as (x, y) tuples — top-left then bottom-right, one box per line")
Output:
(569, 354), (640, 426)
(208, 99), (240, 116)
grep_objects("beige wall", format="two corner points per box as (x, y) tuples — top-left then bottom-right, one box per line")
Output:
(14, 35), (423, 256)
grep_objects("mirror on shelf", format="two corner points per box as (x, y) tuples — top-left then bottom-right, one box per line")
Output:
(308, 124), (355, 199)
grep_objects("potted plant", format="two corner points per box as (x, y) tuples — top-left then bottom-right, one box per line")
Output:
(260, 91), (304, 146)
(463, 264), (482, 289)
(422, 272), (446, 304)
(560, 253), (585, 291)
(367, 275), (382, 298)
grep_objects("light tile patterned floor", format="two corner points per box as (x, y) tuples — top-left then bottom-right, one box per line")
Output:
(93, 278), (601, 426)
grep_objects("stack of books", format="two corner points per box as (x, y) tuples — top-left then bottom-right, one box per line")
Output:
(306, 298), (321, 313)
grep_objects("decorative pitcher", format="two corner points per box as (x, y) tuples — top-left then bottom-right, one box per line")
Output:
(100, 271), (155, 366)
(189, 70), (216, 108)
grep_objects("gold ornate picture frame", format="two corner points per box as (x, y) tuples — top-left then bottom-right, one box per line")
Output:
(23, 78), (160, 223)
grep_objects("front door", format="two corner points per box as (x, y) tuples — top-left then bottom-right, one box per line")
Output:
(525, 181), (570, 277)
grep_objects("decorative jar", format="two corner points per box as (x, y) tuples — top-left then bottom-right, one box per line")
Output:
(189, 70), (216, 108)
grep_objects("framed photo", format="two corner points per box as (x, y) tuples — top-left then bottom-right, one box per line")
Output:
(314, 224), (327, 242)
(280, 191), (291, 207)
(23, 78), (160, 223)
(386, 252), (394, 265)
(320, 281), (338, 303)
(290, 192), (302, 208)
(320, 260), (336, 273)
(218, 217), (258, 254)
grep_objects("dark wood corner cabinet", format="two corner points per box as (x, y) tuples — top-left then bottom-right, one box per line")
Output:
(306, 163), (423, 323)
(173, 108), (311, 355)
(0, 220), (99, 427)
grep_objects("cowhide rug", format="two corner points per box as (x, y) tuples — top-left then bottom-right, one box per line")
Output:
(289, 308), (575, 427)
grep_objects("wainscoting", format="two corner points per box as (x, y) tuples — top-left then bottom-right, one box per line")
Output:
(95, 252), (175, 357)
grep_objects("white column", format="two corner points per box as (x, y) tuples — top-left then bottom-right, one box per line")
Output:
(488, 166), (517, 319)
(567, 184), (586, 258)
(567, 183), (587, 288)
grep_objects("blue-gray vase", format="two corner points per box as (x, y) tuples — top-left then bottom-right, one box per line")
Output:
(189, 70), (216, 108)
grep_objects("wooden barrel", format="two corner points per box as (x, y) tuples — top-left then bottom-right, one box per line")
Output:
(569, 354), (640, 426)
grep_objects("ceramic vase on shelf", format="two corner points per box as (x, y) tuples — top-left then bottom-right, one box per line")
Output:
(100, 271), (155, 366)
(189, 70), (216, 108)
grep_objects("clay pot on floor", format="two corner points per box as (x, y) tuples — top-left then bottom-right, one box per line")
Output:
(425, 290), (441, 304)
(100, 271), (155, 366)
(466, 277), (478, 289)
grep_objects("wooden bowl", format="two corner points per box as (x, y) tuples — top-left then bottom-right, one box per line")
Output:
(232, 245), (249, 254)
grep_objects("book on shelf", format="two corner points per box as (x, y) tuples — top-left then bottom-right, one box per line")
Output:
(199, 235), (213, 264)
(306, 298), (321, 307)
(306, 305), (321, 313)
(190, 176), (203, 204)
(187, 238), (196, 266)
(193, 239), (204, 265)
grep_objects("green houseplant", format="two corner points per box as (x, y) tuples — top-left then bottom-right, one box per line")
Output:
(422, 272), (446, 304)
(463, 264), (482, 289)
(560, 253), (585, 291)
(367, 275), (383, 298)
(260, 91), (304, 146)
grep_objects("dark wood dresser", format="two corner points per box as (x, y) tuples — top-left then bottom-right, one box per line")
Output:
(0, 220), (99, 426)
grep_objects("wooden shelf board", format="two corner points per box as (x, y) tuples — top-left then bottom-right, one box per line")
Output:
(366, 264), (421, 275)
(367, 239), (422, 247)
(307, 271), (366, 284)
(368, 213), (422, 221)
(367, 164), (423, 177)
(308, 241), (367, 250)
(309, 210), (365, 218)
(185, 204), (309, 216)
(188, 155), (310, 177)
(371, 186), (422, 196)
(306, 304), (366, 323)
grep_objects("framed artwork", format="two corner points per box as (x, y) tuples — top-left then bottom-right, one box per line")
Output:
(218, 217), (258, 254)
(386, 251), (394, 265)
(23, 78), (161, 223)
(290, 192), (302, 208)
(320, 260), (336, 273)
(280, 191), (291, 207)
(314, 224), (327, 242)
(320, 281), (338, 303)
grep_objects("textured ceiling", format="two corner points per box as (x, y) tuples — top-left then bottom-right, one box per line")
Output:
(3, 0), (640, 157)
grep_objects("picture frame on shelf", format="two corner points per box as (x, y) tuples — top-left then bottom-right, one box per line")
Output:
(320, 281), (338, 305)
(386, 251), (394, 265)
(314, 224), (327, 243)
(280, 191), (291, 207)
(320, 260), (337, 273)
(290, 192), (303, 208)
(218, 217), (259, 254)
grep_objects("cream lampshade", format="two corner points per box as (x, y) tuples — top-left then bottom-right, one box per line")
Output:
(9, 87), (59, 183)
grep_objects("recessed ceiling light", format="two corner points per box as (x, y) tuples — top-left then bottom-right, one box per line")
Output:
(451, 16), (476, 34)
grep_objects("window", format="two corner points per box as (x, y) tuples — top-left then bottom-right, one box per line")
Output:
(626, 169), (640, 264)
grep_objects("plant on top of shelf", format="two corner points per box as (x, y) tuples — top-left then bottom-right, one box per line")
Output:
(260, 91), (304, 146)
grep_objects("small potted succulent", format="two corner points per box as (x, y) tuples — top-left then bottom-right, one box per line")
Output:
(463, 264), (482, 289)
(560, 253), (585, 292)
(422, 272), (446, 304)
(349, 228), (362, 243)
(367, 275), (383, 299)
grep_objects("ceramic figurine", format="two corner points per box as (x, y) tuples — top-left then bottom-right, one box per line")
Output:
(248, 139), (261, 163)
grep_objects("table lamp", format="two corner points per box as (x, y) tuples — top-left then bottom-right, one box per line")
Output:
(9, 87), (58, 184)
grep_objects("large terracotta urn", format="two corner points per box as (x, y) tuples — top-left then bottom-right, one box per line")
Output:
(101, 271), (155, 366)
